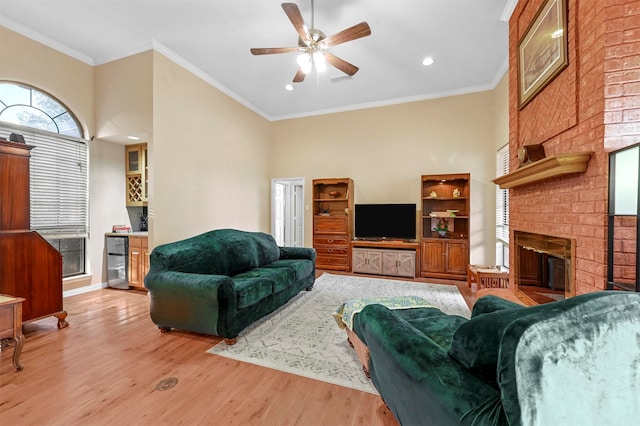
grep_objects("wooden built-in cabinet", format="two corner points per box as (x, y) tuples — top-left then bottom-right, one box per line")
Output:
(128, 236), (149, 290)
(421, 239), (469, 278)
(351, 240), (420, 278)
(420, 173), (470, 280)
(353, 248), (416, 278)
(312, 178), (354, 271)
(0, 140), (67, 327)
(126, 143), (148, 207)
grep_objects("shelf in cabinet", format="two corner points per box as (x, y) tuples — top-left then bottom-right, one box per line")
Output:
(314, 198), (348, 202)
(423, 197), (468, 201)
(423, 215), (468, 219)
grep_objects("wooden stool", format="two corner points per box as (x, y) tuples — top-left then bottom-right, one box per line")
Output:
(467, 264), (509, 289)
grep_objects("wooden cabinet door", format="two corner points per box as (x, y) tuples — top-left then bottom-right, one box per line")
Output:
(128, 245), (141, 288)
(381, 251), (398, 276)
(353, 249), (382, 274)
(142, 240), (150, 286)
(366, 250), (383, 274)
(126, 146), (141, 175)
(446, 240), (468, 275)
(128, 237), (143, 289)
(352, 249), (368, 274)
(128, 237), (148, 290)
(396, 251), (416, 278)
(422, 241), (445, 273)
(382, 251), (416, 277)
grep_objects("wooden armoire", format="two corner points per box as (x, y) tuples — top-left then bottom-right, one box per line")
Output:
(0, 140), (68, 327)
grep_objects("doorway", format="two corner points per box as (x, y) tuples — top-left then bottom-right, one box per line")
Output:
(271, 178), (305, 247)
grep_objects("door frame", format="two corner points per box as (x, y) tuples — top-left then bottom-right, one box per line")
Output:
(271, 177), (305, 247)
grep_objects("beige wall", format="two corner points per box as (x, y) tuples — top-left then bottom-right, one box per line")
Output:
(149, 52), (272, 247)
(95, 51), (153, 143)
(1, 25), (508, 286)
(493, 74), (509, 151)
(0, 27), (95, 137)
(271, 87), (507, 265)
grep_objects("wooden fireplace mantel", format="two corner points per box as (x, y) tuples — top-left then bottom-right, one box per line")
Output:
(493, 152), (593, 189)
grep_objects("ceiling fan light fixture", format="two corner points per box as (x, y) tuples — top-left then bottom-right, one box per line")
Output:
(422, 56), (435, 66)
(297, 53), (313, 74)
(313, 52), (327, 72)
(251, 2), (371, 83)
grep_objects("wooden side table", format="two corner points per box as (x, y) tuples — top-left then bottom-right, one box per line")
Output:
(0, 295), (26, 371)
(467, 264), (509, 289)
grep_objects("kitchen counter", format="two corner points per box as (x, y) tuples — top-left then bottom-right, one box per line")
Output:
(104, 231), (148, 237)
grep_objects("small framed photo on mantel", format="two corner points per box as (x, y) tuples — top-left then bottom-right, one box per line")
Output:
(517, 0), (568, 109)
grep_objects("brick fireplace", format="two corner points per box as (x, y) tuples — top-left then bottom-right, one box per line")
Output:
(514, 230), (574, 303)
(507, 0), (640, 297)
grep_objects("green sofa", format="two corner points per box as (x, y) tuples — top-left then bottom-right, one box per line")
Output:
(353, 291), (640, 426)
(144, 229), (316, 343)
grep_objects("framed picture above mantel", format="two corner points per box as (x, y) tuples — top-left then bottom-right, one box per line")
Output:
(517, 0), (568, 109)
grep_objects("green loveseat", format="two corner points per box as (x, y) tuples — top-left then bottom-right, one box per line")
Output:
(353, 291), (640, 426)
(144, 229), (316, 343)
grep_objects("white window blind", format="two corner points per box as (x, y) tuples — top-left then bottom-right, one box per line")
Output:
(496, 144), (509, 243)
(0, 122), (88, 235)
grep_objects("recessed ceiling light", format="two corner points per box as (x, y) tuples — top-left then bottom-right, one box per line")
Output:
(127, 136), (140, 140)
(422, 57), (435, 66)
(285, 84), (294, 91)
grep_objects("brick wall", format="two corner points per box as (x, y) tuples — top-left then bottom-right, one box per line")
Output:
(508, 0), (640, 295)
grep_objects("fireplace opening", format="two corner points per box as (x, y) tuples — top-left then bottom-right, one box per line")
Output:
(514, 231), (575, 304)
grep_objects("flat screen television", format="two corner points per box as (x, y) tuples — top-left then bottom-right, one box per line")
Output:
(355, 203), (416, 240)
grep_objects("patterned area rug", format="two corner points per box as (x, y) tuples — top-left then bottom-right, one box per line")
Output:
(207, 273), (471, 394)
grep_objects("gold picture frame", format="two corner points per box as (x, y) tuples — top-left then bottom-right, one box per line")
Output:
(518, 0), (568, 109)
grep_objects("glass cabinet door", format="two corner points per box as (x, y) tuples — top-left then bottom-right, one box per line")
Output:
(127, 147), (140, 175)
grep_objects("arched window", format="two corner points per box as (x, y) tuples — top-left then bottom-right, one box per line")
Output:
(0, 82), (82, 137)
(0, 81), (87, 278)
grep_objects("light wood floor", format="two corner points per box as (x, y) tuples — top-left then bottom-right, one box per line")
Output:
(0, 272), (478, 425)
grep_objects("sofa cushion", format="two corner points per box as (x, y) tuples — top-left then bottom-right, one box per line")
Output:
(471, 295), (525, 317)
(151, 229), (280, 276)
(393, 307), (468, 349)
(244, 267), (296, 293)
(448, 292), (620, 385)
(262, 259), (314, 282)
(232, 275), (274, 309)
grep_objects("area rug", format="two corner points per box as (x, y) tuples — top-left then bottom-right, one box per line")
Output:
(207, 273), (471, 394)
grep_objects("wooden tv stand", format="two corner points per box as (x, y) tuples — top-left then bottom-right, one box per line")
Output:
(351, 239), (421, 278)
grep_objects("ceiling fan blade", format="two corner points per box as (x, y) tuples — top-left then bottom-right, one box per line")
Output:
(250, 47), (300, 55)
(282, 3), (311, 44)
(293, 68), (306, 83)
(324, 52), (359, 76)
(321, 22), (371, 48)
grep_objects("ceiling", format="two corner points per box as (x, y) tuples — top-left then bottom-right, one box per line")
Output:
(0, 0), (514, 121)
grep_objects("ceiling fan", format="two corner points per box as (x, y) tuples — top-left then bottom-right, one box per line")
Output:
(250, 1), (371, 83)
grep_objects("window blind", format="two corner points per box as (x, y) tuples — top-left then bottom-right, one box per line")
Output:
(496, 144), (509, 243)
(0, 122), (88, 235)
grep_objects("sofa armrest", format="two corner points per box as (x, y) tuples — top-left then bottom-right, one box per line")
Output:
(144, 270), (237, 336)
(279, 246), (316, 262)
(354, 304), (504, 426)
(471, 295), (525, 318)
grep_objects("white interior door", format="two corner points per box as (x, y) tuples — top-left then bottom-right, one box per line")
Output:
(271, 178), (305, 247)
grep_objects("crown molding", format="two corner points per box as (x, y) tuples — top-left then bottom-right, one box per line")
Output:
(0, 16), (94, 65)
